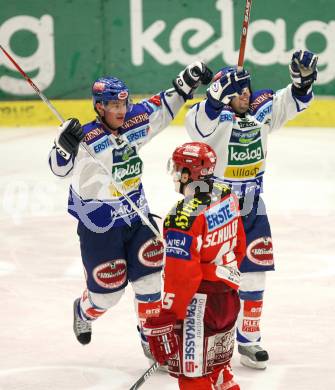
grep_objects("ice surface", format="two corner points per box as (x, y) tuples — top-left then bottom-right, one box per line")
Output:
(0, 125), (334, 389)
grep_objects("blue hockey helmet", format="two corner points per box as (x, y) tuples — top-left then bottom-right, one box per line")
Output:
(213, 65), (251, 90)
(92, 76), (130, 107)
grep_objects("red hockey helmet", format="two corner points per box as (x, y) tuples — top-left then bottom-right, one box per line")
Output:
(169, 142), (217, 181)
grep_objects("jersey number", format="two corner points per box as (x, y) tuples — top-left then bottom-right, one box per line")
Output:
(162, 292), (175, 310)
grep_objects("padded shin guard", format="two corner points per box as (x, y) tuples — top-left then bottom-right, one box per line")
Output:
(236, 290), (263, 344)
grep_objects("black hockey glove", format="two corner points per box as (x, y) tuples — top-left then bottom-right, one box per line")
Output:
(207, 69), (250, 109)
(55, 118), (84, 159)
(289, 50), (318, 95)
(173, 61), (213, 99)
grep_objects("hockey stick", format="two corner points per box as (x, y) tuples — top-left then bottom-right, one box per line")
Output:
(0, 44), (161, 239)
(237, 0), (253, 68)
(129, 361), (160, 390)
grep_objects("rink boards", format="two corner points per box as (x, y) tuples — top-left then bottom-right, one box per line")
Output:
(0, 97), (334, 128)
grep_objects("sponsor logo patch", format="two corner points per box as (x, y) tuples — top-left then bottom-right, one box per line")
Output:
(118, 90), (128, 100)
(139, 239), (164, 267)
(205, 197), (237, 232)
(219, 112), (234, 122)
(243, 300), (263, 318)
(174, 198), (203, 231)
(183, 294), (206, 377)
(247, 237), (274, 266)
(228, 139), (264, 165)
(255, 103), (272, 122)
(122, 113), (149, 130)
(138, 301), (161, 324)
(112, 156), (143, 182)
(249, 92), (273, 112)
(224, 160), (263, 179)
(238, 120), (258, 129)
(84, 127), (105, 143)
(93, 137), (111, 153)
(166, 230), (192, 260)
(93, 259), (127, 289)
(203, 219), (238, 248)
(125, 127), (147, 143)
(242, 318), (260, 333)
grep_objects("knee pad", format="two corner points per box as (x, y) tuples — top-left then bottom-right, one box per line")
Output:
(88, 288), (125, 309)
(131, 272), (161, 297)
(79, 288), (124, 321)
(239, 271), (266, 291)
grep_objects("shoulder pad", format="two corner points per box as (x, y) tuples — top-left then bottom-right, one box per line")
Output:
(221, 104), (234, 113)
(121, 105), (150, 133)
(249, 89), (274, 115)
(82, 121), (106, 144)
(164, 196), (207, 231)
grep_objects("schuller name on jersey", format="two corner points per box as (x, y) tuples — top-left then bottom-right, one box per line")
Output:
(224, 117), (265, 181)
(203, 195), (238, 249)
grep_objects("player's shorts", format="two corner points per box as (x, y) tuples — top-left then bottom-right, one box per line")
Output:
(77, 214), (164, 293)
(239, 196), (274, 273)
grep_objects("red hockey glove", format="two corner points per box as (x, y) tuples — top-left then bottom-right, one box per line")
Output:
(143, 312), (178, 365)
(215, 252), (241, 290)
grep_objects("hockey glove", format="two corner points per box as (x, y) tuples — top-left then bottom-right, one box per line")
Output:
(289, 50), (318, 93)
(173, 61), (213, 99)
(143, 311), (178, 365)
(214, 252), (241, 290)
(207, 69), (250, 109)
(55, 118), (84, 159)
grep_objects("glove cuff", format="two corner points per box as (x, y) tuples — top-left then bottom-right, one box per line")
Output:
(206, 90), (224, 110)
(172, 78), (193, 100)
(291, 83), (312, 97)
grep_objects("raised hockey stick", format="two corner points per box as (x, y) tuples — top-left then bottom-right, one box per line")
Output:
(129, 361), (160, 390)
(237, 0), (253, 68)
(0, 44), (64, 123)
(0, 44), (161, 239)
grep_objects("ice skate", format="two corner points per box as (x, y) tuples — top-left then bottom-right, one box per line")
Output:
(238, 345), (269, 369)
(73, 298), (92, 345)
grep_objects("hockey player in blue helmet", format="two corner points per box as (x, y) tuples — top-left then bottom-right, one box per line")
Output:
(92, 76), (131, 130)
(185, 50), (318, 370)
(48, 62), (213, 365)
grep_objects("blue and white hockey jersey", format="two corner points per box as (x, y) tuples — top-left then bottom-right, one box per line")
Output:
(49, 90), (185, 232)
(185, 85), (313, 198)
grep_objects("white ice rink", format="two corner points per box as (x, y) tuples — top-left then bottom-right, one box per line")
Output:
(0, 125), (334, 390)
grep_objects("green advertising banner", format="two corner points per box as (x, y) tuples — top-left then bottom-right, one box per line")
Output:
(1, 0), (335, 100)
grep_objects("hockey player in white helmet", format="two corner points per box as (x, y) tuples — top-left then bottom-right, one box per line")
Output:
(185, 50), (318, 369)
(48, 62), (213, 363)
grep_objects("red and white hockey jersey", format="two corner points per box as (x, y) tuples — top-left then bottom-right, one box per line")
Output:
(162, 181), (246, 320)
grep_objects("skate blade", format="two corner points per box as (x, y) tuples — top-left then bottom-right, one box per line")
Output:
(240, 355), (267, 370)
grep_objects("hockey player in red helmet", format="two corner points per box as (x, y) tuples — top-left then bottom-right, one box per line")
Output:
(144, 142), (246, 390)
